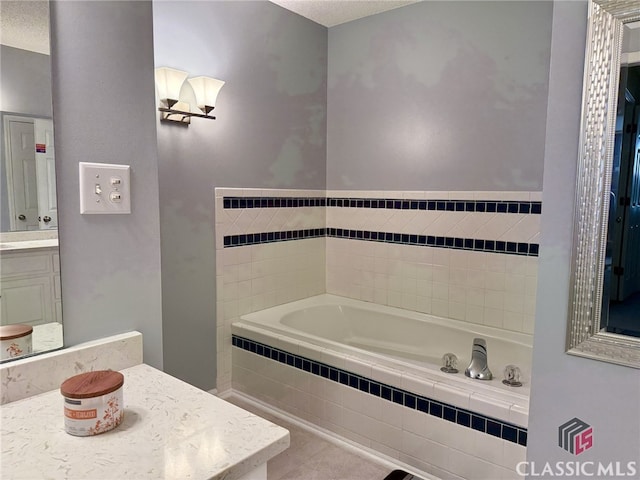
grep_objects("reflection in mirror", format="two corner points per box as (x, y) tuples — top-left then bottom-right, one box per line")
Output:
(603, 21), (640, 338)
(0, 0), (63, 361)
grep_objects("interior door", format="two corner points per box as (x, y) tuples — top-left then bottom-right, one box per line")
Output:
(34, 118), (57, 229)
(6, 118), (38, 230)
(614, 105), (640, 300)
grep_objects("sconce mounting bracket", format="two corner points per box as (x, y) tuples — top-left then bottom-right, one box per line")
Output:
(159, 107), (216, 124)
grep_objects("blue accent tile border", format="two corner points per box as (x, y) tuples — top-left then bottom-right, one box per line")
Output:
(327, 198), (541, 215)
(223, 228), (326, 248)
(224, 197), (326, 209)
(232, 334), (527, 446)
(223, 196), (541, 215)
(326, 228), (538, 256)
(224, 228), (539, 257)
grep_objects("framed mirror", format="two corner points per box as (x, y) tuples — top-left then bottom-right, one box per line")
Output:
(567, 0), (640, 368)
(0, 1), (63, 361)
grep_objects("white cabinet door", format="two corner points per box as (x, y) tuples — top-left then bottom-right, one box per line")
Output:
(0, 276), (54, 326)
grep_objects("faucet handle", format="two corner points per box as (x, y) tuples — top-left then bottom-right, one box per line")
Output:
(502, 365), (523, 387)
(441, 353), (459, 373)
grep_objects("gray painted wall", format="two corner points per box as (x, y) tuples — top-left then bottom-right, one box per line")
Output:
(0, 46), (52, 117)
(528, 0), (640, 469)
(0, 46), (53, 232)
(326, 1), (552, 191)
(49, 1), (163, 368)
(153, 1), (327, 390)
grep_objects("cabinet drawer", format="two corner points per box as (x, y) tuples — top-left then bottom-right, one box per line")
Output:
(1, 254), (52, 277)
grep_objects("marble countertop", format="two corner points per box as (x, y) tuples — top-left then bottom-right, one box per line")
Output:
(1, 364), (290, 479)
(0, 238), (59, 252)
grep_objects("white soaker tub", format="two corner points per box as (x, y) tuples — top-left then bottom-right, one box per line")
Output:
(234, 294), (532, 412)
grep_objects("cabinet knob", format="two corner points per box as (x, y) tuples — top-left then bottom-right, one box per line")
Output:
(18, 214), (26, 221)
(43, 216), (52, 223)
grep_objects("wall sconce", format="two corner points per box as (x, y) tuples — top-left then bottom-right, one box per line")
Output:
(154, 67), (225, 124)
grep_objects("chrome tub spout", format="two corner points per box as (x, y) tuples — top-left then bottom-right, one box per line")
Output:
(464, 338), (493, 380)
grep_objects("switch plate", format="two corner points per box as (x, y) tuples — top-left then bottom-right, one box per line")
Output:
(79, 162), (131, 214)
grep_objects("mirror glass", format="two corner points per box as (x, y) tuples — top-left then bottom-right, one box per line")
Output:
(0, 0), (63, 361)
(602, 21), (640, 339)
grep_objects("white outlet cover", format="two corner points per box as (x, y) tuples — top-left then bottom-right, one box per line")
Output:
(79, 162), (131, 214)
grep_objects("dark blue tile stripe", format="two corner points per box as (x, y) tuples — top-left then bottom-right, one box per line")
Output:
(224, 228), (539, 257)
(223, 228), (326, 248)
(327, 198), (541, 214)
(223, 196), (541, 215)
(326, 229), (538, 257)
(224, 197), (326, 209)
(232, 334), (527, 446)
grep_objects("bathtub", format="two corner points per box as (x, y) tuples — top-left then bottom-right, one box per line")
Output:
(232, 294), (530, 477)
(232, 294), (531, 424)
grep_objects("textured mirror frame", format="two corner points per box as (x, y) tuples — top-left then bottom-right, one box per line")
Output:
(567, 0), (640, 367)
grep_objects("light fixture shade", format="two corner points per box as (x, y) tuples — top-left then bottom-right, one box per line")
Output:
(187, 76), (225, 115)
(155, 67), (188, 108)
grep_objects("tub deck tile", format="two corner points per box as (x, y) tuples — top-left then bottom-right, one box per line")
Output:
(232, 334), (528, 447)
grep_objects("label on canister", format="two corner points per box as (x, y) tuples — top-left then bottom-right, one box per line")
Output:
(63, 388), (124, 436)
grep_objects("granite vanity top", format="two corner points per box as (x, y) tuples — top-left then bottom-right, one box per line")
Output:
(1, 364), (289, 479)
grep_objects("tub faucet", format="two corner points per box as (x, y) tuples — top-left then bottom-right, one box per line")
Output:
(465, 338), (493, 380)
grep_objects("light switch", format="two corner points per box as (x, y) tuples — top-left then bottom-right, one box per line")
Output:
(79, 162), (131, 214)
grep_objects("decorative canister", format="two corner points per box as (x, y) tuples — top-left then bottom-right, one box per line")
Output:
(0, 324), (33, 360)
(60, 370), (124, 436)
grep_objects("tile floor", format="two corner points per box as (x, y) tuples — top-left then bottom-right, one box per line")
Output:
(225, 394), (402, 480)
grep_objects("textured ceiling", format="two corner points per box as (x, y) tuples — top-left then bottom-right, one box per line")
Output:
(269, 0), (419, 27)
(0, 1), (50, 54)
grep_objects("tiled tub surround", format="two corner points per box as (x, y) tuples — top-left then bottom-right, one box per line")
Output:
(232, 326), (527, 480)
(215, 188), (327, 392)
(216, 188), (540, 388)
(325, 190), (540, 336)
(216, 188), (539, 478)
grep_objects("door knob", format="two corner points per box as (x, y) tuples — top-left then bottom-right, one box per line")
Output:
(43, 216), (52, 223)
(18, 214), (26, 221)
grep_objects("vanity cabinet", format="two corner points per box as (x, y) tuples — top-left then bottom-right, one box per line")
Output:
(0, 247), (60, 327)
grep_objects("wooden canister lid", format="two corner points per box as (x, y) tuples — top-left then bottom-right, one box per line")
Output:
(60, 370), (124, 399)
(0, 324), (33, 341)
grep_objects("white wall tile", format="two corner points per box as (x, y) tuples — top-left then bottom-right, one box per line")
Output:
(433, 383), (471, 410)
(503, 441), (527, 471)
(401, 406), (427, 436)
(447, 449), (508, 480)
(220, 187), (539, 469)
(232, 340), (526, 480)
(469, 393), (514, 422)
(471, 429), (505, 466)
(401, 373), (436, 398)
(509, 404), (529, 429)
